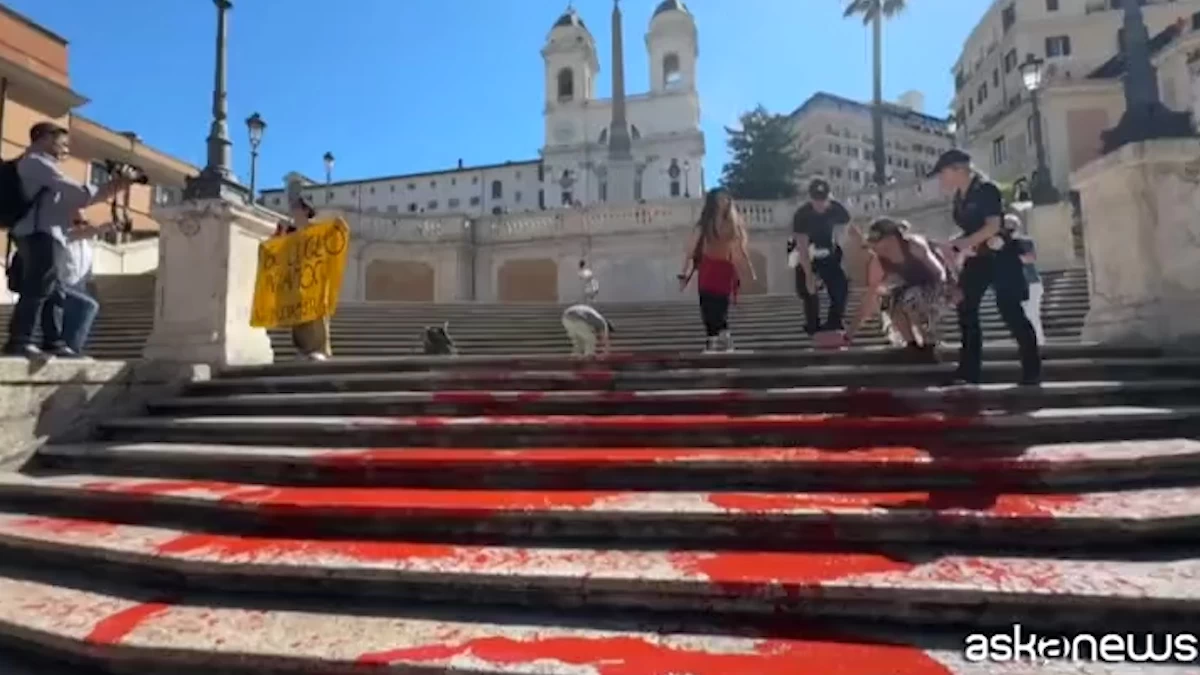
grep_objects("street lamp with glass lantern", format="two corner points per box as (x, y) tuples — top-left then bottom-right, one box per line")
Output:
(1020, 54), (1060, 205)
(946, 114), (958, 149)
(323, 151), (335, 185)
(245, 112), (266, 201)
(683, 159), (692, 198)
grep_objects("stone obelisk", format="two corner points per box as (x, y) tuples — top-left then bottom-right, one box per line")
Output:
(605, 0), (636, 204)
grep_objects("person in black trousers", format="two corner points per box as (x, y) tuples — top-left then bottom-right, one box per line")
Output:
(790, 179), (850, 335)
(929, 149), (1041, 386)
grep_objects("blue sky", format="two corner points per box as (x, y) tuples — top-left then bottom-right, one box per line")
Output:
(11, 0), (991, 191)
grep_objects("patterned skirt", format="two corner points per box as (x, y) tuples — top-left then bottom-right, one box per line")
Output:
(879, 283), (950, 347)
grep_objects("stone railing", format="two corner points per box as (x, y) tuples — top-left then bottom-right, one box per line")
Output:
(328, 193), (951, 248)
(326, 209), (471, 245)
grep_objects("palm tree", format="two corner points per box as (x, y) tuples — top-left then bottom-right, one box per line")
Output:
(843, 0), (907, 206)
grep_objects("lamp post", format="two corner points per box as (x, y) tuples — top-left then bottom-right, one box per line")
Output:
(322, 151), (335, 186)
(183, 0), (249, 203)
(946, 114), (958, 149)
(1101, 0), (1194, 152)
(683, 159), (691, 198)
(1020, 54), (1061, 205)
(245, 112), (266, 202)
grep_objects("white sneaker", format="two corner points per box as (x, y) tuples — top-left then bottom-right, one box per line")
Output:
(718, 330), (734, 352)
(307, 352), (329, 362)
(702, 337), (718, 353)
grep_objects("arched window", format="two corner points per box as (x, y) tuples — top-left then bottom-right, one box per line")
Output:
(663, 53), (682, 89)
(557, 68), (575, 101)
(492, 180), (503, 199)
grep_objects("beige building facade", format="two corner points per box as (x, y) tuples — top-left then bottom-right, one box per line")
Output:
(952, 0), (1200, 188)
(0, 4), (197, 249)
(787, 92), (953, 213)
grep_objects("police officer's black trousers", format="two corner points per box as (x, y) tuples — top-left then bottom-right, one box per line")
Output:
(956, 253), (1041, 383)
(795, 250), (848, 334)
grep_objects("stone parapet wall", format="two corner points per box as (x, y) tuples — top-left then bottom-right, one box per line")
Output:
(330, 197), (953, 304)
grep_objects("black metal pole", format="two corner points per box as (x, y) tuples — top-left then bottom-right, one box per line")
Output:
(1029, 89), (1060, 205)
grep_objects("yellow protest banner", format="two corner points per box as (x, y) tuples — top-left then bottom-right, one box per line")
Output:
(250, 218), (350, 328)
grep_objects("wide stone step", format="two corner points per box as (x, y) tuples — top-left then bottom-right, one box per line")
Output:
(96, 405), (1200, 449)
(0, 572), (1162, 674)
(34, 438), (1200, 492)
(219, 344), (1161, 377)
(148, 379), (1200, 418)
(73, 312), (1091, 340)
(1, 473), (1196, 549)
(0, 512), (1195, 631)
(186, 357), (1200, 395)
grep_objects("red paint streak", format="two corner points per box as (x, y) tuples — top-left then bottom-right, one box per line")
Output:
(85, 603), (171, 645)
(574, 369), (615, 383)
(82, 479), (281, 501)
(668, 550), (914, 593)
(11, 517), (118, 537)
(82, 479), (620, 513)
(314, 446), (971, 467)
(356, 634), (950, 675)
(156, 533), (455, 562)
(709, 490), (1081, 518)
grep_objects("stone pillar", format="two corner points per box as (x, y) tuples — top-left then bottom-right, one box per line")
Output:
(1022, 202), (1078, 272)
(143, 198), (276, 366)
(1072, 139), (1200, 346)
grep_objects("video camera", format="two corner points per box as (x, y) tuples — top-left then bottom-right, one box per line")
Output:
(103, 159), (150, 185)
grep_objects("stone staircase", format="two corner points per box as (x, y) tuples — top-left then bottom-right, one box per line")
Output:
(2, 341), (1200, 672)
(1, 269), (1091, 360)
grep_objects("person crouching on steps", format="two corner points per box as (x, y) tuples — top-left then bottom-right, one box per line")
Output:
(561, 304), (614, 358)
(678, 188), (756, 353)
(790, 178), (851, 336)
(278, 196), (332, 361)
(840, 218), (949, 363)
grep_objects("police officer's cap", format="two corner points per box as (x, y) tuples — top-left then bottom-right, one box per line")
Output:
(927, 149), (972, 177)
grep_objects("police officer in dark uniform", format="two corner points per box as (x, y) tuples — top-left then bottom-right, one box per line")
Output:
(789, 178), (851, 335)
(929, 149), (1041, 385)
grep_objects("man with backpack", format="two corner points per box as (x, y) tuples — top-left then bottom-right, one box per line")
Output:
(2, 122), (135, 358)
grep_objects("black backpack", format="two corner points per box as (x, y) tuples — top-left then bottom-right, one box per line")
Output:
(0, 159), (41, 293)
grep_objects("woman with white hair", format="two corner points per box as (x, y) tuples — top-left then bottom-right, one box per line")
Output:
(1003, 214), (1045, 345)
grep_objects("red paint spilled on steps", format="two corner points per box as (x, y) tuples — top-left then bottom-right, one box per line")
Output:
(11, 517), (118, 537)
(81, 479), (280, 501)
(315, 446), (963, 467)
(356, 634), (951, 675)
(708, 490), (1081, 517)
(667, 550), (915, 593)
(156, 532), (455, 562)
(85, 602), (171, 645)
(82, 478), (622, 512)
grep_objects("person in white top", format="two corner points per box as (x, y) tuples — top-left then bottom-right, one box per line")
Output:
(578, 259), (599, 303)
(57, 216), (114, 355)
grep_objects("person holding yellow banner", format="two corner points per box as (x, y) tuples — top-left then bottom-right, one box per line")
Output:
(251, 195), (348, 361)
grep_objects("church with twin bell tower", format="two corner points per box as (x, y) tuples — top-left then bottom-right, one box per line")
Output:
(540, 0), (705, 207)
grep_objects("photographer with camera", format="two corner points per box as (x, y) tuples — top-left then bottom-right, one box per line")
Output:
(1, 122), (141, 358)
